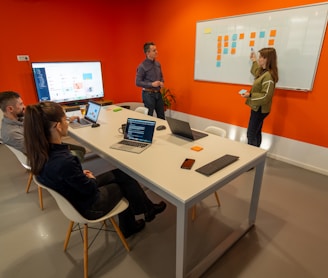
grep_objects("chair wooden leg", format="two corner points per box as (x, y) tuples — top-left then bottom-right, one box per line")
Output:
(214, 192), (221, 207)
(25, 172), (33, 193)
(109, 218), (130, 252)
(38, 186), (44, 210)
(191, 205), (196, 221)
(192, 192), (220, 221)
(84, 224), (88, 278)
(64, 221), (74, 251)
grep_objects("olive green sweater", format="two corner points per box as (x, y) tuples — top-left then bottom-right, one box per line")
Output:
(246, 61), (276, 113)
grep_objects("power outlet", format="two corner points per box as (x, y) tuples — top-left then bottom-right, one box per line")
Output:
(17, 55), (30, 61)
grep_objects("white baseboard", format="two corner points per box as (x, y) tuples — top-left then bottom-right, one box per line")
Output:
(166, 110), (328, 176)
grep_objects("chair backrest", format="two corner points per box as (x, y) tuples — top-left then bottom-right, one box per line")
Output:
(33, 176), (129, 223)
(135, 106), (149, 115)
(204, 126), (227, 138)
(5, 144), (30, 170)
(33, 176), (89, 223)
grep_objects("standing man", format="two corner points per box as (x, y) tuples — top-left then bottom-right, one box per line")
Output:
(136, 42), (165, 119)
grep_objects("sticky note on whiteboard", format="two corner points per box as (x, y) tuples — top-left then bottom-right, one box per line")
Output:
(204, 28), (212, 34)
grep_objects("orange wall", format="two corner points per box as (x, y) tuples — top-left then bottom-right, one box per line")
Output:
(1, 0), (327, 148)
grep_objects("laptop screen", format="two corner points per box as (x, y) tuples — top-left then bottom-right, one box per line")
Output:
(124, 118), (156, 143)
(85, 101), (101, 123)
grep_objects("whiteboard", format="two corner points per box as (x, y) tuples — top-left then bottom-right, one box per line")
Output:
(194, 3), (328, 91)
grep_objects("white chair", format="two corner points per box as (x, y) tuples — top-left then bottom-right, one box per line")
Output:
(191, 126), (227, 221)
(33, 176), (130, 278)
(135, 106), (149, 115)
(6, 144), (43, 209)
(115, 102), (143, 111)
(204, 126), (227, 138)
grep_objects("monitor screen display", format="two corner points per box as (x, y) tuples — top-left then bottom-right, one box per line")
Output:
(31, 61), (105, 104)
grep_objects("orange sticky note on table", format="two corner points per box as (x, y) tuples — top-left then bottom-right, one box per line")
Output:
(191, 146), (203, 152)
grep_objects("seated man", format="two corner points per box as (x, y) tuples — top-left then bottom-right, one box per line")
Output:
(0, 91), (86, 161)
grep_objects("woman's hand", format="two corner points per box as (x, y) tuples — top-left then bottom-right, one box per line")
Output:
(83, 169), (96, 179)
(68, 115), (80, 123)
(241, 92), (251, 98)
(250, 51), (257, 62)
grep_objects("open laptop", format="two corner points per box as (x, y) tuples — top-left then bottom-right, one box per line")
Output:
(166, 116), (208, 141)
(110, 118), (156, 153)
(69, 101), (101, 129)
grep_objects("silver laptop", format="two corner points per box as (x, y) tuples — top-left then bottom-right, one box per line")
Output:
(166, 116), (208, 141)
(69, 101), (101, 129)
(110, 118), (156, 153)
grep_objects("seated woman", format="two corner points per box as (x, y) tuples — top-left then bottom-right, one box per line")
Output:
(24, 101), (166, 238)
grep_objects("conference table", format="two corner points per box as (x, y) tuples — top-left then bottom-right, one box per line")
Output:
(67, 105), (267, 278)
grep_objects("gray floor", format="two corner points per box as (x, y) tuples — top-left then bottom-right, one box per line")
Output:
(0, 143), (327, 278)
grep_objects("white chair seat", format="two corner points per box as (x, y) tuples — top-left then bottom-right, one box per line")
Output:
(33, 176), (130, 278)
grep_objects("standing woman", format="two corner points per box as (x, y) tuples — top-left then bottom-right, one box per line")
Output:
(24, 101), (166, 238)
(241, 47), (279, 147)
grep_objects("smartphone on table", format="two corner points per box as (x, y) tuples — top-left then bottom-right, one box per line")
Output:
(181, 158), (196, 170)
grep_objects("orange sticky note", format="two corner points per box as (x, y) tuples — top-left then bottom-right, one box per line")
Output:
(191, 146), (203, 152)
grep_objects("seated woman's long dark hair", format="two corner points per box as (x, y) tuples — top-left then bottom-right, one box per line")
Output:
(24, 101), (65, 175)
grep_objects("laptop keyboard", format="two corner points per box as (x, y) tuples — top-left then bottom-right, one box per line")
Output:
(79, 118), (91, 125)
(119, 140), (148, 148)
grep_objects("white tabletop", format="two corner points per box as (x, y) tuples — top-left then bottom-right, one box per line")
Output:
(68, 105), (266, 206)
(68, 105), (267, 277)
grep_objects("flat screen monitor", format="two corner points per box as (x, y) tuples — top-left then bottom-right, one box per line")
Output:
(31, 61), (105, 104)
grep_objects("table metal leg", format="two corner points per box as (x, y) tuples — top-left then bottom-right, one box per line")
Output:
(185, 157), (266, 278)
(249, 159), (265, 224)
(176, 204), (188, 278)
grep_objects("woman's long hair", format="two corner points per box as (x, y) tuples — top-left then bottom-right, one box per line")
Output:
(257, 47), (279, 83)
(24, 101), (65, 175)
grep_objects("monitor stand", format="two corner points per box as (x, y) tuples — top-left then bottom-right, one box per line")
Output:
(61, 99), (113, 112)
(64, 101), (87, 107)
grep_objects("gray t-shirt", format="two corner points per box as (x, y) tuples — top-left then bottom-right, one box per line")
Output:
(1, 117), (25, 153)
